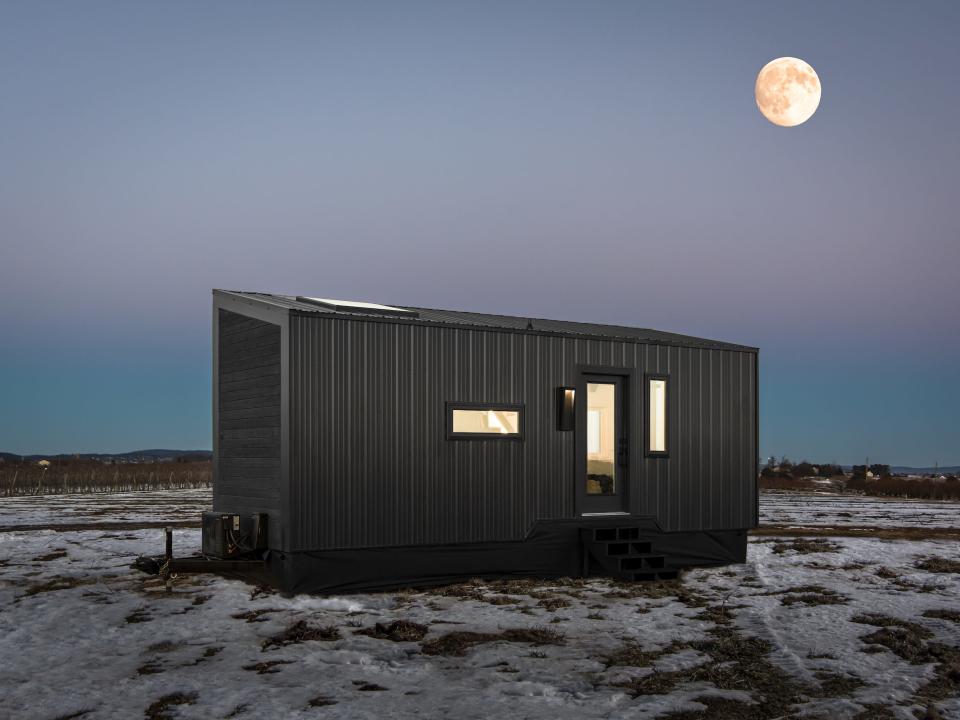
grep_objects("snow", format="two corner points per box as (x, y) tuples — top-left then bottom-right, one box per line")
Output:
(760, 491), (960, 529)
(0, 490), (958, 719)
(0, 487), (211, 528)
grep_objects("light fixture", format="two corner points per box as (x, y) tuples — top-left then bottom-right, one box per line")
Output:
(557, 387), (575, 431)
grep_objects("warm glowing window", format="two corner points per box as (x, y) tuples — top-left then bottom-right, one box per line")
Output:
(448, 403), (523, 439)
(647, 376), (668, 455)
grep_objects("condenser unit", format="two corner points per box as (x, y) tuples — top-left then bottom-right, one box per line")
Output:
(202, 512), (267, 559)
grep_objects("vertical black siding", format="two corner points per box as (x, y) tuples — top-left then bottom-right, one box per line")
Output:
(288, 316), (757, 552)
(214, 309), (282, 547)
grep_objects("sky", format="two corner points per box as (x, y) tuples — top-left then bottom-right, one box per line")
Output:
(1, 1), (958, 465)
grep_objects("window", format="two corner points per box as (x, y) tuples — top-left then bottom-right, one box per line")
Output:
(646, 375), (669, 456)
(447, 402), (524, 439)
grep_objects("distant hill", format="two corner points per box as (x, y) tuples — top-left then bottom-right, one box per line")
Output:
(839, 464), (960, 475)
(889, 465), (960, 475)
(0, 449), (212, 463)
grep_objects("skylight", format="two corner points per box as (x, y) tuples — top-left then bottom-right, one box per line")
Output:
(297, 297), (418, 317)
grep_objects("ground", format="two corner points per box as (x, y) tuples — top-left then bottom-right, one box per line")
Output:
(0, 490), (958, 719)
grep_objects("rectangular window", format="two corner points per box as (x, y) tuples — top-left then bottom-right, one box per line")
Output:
(447, 402), (524, 439)
(646, 375), (669, 456)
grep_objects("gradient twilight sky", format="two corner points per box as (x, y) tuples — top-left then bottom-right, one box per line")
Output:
(1, 1), (958, 464)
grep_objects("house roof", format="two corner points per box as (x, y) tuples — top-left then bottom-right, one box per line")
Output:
(214, 290), (757, 352)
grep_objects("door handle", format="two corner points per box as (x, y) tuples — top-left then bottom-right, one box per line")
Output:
(617, 438), (628, 467)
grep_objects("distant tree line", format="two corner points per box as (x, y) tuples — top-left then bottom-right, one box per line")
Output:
(759, 456), (960, 500)
(760, 457), (845, 479)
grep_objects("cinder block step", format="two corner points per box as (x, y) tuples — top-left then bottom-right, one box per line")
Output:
(600, 540), (653, 556)
(593, 527), (640, 542)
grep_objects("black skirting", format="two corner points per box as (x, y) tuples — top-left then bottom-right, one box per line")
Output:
(263, 518), (747, 595)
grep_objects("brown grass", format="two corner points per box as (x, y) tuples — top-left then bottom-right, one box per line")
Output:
(22, 575), (94, 597)
(261, 620), (340, 650)
(917, 557), (960, 574)
(774, 585), (848, 607)
(352, 681), (388, 691)
(756, 526), (960, 541)
(0, 461), (211, 496)
(537, 596), (571, 611)
(922, 609), (960, 624)
(242, 659), (294, 674)
(852, 614), (960, 707)
(621, 624), (872, 720)
(231, 608), (283, 623)
(852, 614), (934, 663)
(771, 538), (841, 555)
(144, 692), (197, 720)
(32, 549), (68, 562)
(355, 620), (429, 642)
(421, 626), (565, 657)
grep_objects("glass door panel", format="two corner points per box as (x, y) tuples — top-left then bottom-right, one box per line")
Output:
(586, 382), (616, 496)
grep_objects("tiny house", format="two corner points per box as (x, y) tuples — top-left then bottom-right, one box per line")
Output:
(209, 290), (758, 593)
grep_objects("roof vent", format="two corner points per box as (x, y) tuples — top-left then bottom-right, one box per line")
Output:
(297, 297), (419, 318)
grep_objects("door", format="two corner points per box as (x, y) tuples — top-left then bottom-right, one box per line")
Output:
(579, 374), (628, 514)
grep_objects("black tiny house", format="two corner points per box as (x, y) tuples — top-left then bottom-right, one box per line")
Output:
(209, 290), (758, 593)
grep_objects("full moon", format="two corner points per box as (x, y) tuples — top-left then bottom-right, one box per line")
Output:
(755, 57), (821, 127)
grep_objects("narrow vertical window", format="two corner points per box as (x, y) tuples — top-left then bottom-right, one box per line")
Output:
(646, 375), (669, 456)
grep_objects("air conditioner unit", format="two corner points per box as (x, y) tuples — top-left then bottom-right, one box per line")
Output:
(202, 512), (268, 559)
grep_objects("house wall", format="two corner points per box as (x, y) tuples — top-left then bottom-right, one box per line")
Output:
(213, 309), (283, 548)
(287, 315), (757, 552)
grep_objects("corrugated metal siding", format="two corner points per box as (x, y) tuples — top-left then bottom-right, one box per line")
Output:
(288, 316), (757, 552)
(214, 309), (282, 548)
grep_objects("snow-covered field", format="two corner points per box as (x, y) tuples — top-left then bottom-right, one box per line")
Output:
(760, 491), (960, 529)
(0, 487), (211, 529)
(1, 491), (958, 719)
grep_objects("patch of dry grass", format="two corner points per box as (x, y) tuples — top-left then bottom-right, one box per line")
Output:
(352, 680), (388, 691)
(614, 619), (872, 720)
(242, 659), (294, 674)
(917, 557), (960, 574)
(754, 526), (960, 541)
(604, 639), (691, 669)
(21, 575), (94, 597)
(421, 626), (564, 657)
(230, 607), (282, 623)
(125, 608), (152, 624)
(355, 620), (428, 642)
(922, 609), (960, 624)
(852, 614), (936, 664)
(778, 585), (848, 607)
(144, 692), (197, 720)
(261, 620), (340, 650)
(771, 538), (840, 555)
(814, 670), (866, 697)
(32, 549), (68, 562)
(536, 596), (571, 611)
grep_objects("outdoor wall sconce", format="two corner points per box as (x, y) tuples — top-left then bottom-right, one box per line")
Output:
(557, 386), (575, 431)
